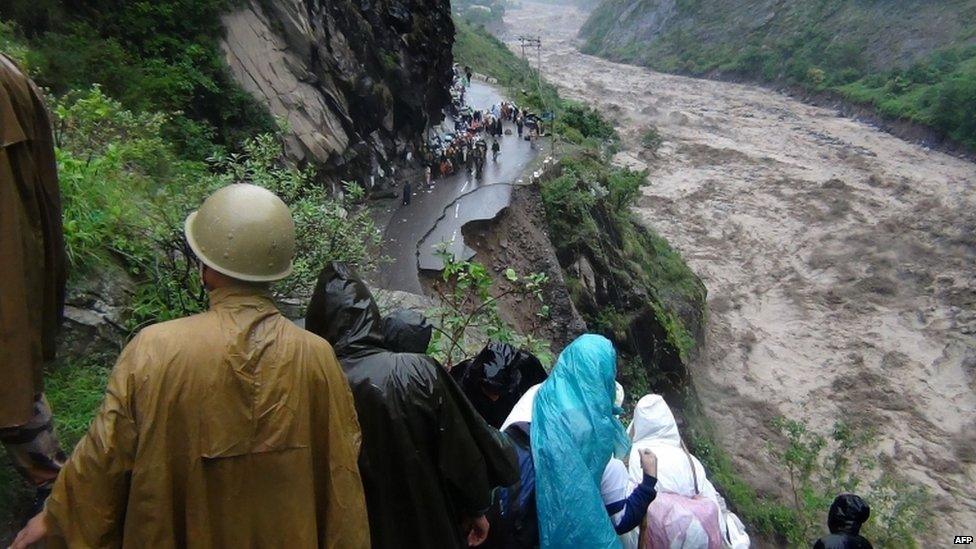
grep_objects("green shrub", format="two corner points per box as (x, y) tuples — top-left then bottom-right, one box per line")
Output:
(1, 0), (274, 155)
(51, 87), (383, 331)
(641, 127), (663, 153)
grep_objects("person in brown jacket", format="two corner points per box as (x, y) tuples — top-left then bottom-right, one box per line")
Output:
(11, 184), (371, 548)
(0, 54), (68, 513)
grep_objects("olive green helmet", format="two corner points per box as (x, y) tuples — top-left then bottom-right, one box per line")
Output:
(184, 184), (296, 282)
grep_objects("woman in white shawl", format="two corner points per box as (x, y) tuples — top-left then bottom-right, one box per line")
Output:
(626, 394), (750, 549)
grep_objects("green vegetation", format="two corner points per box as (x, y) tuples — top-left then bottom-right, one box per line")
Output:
(0, 0), (273, 157)
(686, 409), (931, 547)
(641, 127), (663, 154)
(454, 9), (702, 372)
(452, 0), (507, 28)
(427, 248), (554, 369)
(540, 151), (702, 360)
(0, 14), (382, 529)
(51, 86), (382, 332)
(580, 0), (976, 149)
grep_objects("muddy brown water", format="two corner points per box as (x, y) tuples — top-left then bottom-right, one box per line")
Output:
(505, 2), (976, 534)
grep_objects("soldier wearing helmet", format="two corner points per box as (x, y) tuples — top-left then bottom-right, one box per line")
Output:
(12, 184), (371, 548)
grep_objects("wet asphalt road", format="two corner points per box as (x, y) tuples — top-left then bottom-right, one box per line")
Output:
(377, 81), (540, 293)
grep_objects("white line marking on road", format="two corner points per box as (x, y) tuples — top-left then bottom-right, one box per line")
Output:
(455, 203), (460, 218)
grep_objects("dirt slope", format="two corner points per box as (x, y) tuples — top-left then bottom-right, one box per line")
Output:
(505, 2), (976, 533)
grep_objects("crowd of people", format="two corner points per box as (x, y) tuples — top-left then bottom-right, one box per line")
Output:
(2, 51), (880, 548)
(406, 65), (545, 205)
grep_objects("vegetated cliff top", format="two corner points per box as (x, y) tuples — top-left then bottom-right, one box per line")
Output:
(579, 0), (976, 148)
(581, 0), (976, 72)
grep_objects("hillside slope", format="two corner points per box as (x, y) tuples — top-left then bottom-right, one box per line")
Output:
(580, 0), (976, 148)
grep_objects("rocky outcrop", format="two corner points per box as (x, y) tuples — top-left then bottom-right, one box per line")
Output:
(221, 0), (454, 186)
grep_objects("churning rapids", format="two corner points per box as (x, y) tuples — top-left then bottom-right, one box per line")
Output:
(504, 2), (976, 533)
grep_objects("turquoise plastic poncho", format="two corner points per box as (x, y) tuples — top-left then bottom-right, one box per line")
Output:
(531, 334), (631, 549)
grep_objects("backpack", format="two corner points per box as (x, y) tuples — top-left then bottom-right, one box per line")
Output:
(641, 445), (723, 549)
(484, 428), (538, 548)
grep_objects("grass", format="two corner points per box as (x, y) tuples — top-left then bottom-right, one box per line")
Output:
(0, 356), (113, 532)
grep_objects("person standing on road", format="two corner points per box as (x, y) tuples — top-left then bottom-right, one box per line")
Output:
(516, 115), (524, 138)
(11, 184), (371, 548)
(403, 181), (412, 205)
(0, 53), (68, 520)
(492, 139), (501, 162)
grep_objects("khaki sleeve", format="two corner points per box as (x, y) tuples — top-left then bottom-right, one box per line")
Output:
(317, 345), (371, 549)
(44, 333), (143, 547)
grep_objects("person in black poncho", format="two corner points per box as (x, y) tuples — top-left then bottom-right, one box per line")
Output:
(813, 494), (873, 549)
(451, 342), (549, 429)
(305, 263), (519, 548)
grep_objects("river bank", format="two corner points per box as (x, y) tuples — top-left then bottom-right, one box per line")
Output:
(504, 1), (976, 536)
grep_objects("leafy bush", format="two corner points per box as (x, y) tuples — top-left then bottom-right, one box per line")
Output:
(0, 0), (274, 156)
(427, 247), (553, 368)
(641, 126), (663, 153)
(53, 87), (383, 330)
(559, 101), (616, 141)
(769, 417), (930, 547)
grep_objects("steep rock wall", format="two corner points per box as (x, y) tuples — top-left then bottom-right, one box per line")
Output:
(221, 0), (454, 185)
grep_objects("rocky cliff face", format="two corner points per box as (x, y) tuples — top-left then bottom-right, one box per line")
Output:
(221, 0), (454, 186)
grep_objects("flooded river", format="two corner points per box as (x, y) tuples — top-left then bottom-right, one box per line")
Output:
(505, 2), (976, 532)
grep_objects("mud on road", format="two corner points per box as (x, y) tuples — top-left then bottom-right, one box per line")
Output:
(505, 2), (976, 533)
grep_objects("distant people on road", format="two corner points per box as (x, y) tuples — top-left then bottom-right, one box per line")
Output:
(813, 494), (873, 549)
(402, 181), (412, 205)
(492, 139), (501, 162)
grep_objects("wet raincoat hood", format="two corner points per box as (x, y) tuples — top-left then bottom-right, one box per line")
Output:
(829, 494), (870, 535)
(305, 263), (519, 549)
(531, 334), (630, 549)
(44, 286), (369, 547)
(451, 342), (548, 429)
(381, 308), (432, 353)
(628, 394), (681, 447)
(814, 494), (873, 549)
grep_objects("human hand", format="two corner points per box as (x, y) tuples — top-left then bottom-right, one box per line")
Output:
(467, 514), (490, 546)
(9, 510), (48, 549)
(640, 449), (658, 478)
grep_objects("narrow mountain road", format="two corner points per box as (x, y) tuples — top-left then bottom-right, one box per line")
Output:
(377, 81), (538, 293)
(505, 2), (976, 533)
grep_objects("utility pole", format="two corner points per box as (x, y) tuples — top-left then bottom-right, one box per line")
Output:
(516, 35), (557, 157)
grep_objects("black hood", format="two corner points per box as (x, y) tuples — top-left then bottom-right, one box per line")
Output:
(381, 308), (432, 353)
(305, 262), (386, 356)
(828, 494), (870, 535)
(463, 342), (532, 395)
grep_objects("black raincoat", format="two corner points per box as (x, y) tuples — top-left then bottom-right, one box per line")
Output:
(381, 308), (432, 353)
(451, 342), (548, 429)
(305, 263), (519, 549)
(813, 494), (873, 549)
